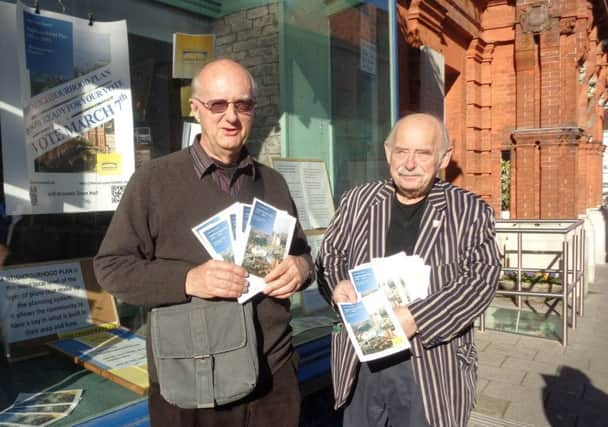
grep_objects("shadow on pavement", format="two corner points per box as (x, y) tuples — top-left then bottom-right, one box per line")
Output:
(542, 366), (607, 427)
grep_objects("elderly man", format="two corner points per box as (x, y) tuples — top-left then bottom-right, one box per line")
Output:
(95, 59), (312, 427)
(317, 113), (500, 427)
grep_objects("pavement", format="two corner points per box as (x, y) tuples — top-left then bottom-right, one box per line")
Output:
(471, 264), (608, 427)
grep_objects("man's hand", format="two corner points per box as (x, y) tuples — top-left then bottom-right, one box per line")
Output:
(332, 280), (357, 304)
(394, 306), (419, 339)
(185, 260), (248, 299)
(263, 255), (310, 299)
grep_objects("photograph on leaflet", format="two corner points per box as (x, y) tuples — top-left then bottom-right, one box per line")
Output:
(240, 198), (295, 278)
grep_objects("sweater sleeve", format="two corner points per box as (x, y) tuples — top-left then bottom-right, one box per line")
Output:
(94, 166), (194, 307)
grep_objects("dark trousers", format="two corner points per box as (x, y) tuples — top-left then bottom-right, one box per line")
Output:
(148, 357), (301, 427)
(342, 353), (430, 427)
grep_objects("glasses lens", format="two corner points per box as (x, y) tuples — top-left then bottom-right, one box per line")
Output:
(234, 100), (255, 113)
(208, 100), (229, 113)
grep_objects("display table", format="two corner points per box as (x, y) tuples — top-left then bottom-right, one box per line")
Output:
(0, 352), (145, 426)
(0, 309), (336, 426)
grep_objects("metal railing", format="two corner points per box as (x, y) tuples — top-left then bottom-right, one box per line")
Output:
(480, 219), (586, 346)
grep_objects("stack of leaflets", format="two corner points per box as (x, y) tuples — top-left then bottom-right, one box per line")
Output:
(193, 198), (296, 303)
(337, 252), (430, 362)
(0, 389), (82, 426)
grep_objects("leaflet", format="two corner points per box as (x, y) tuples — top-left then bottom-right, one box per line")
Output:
(338, 293), (409, 362)
(367, 252), (431, 308)
(192, 204), (241, 263)
(0, 389), (82, 426)
(338, 252), (431, 362)
(192, 199), (296, 304)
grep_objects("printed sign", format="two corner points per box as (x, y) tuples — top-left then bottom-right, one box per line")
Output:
(0, 262), (91, 343)
(0, 3), (135, 214)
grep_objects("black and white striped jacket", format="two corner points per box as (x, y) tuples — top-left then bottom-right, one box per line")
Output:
(316, 179), (501, 427)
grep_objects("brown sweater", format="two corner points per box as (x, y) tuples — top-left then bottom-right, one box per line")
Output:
(94, 147), (312, 383)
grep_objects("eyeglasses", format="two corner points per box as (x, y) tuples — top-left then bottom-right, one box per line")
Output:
(192, 96), (256, 114)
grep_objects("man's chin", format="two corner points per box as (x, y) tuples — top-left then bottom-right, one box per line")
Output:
(395, 182), (432, 200)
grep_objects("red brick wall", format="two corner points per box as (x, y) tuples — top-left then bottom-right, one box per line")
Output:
(398, 0), (607, 218)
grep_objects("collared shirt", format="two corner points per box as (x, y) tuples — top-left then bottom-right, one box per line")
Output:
(189, 134), (256, 197)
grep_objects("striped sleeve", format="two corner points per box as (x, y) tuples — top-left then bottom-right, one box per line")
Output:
(409, 196), (501, 347)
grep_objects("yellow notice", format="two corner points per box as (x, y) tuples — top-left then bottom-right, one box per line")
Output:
(96, 153), (122, 175)
(172, 33), (215, 79)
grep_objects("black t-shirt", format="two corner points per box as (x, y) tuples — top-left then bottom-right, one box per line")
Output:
(386, 196), (427, 256)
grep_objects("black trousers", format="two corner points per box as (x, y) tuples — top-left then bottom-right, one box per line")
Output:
(148, 356), (301, 427)
(342, 353), (430, 427)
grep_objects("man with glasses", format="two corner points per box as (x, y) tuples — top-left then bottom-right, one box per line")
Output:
(95, 59), (312, 426)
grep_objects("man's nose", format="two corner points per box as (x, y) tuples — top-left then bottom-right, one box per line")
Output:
(404, 153), (416, 170)
(224, 103), (238, 121)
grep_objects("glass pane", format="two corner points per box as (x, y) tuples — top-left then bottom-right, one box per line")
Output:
(329, 3), (390, 198)
(281, 0), (391, 201)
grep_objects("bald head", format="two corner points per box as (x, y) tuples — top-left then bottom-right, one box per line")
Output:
(191, 59), (257, 99)
(383, 113), (452, 204)
(189, 59), (256, 164)
(385, 113), (450, 156)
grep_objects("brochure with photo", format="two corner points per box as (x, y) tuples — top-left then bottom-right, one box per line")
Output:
(337, 252), (431, 362)
(337, 292), (409, 362)
(192, 204), (240, 263)
(192, 199), (296, 304)
(239, 198), (296, 276)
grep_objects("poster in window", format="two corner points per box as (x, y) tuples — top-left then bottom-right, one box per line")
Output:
(0, 2), (135, 214)
(172, 33), (215, 79)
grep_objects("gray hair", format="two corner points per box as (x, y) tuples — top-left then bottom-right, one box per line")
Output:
(190, 58), (258, 99)
(384, 113), (450, 155)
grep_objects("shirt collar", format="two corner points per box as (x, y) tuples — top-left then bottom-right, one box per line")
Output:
(189, 134), (256, 179)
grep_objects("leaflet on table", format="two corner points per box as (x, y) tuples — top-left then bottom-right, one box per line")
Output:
(0, 389), (82, 426)
(192, 199), (295, 304)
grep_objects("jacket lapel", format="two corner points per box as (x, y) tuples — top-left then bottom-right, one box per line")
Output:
(368, 181), (393, 261)
(413, 180), (447, 264)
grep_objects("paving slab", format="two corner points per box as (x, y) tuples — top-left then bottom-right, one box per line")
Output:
(478, 365), (527, 385)
(472, 263), (608, 427)
(474, 394), (509, 418)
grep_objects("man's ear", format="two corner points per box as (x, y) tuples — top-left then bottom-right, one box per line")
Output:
(384, 143), (392, 164)
(189, 99), (198, 120)
(439, 147), (453, 169)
